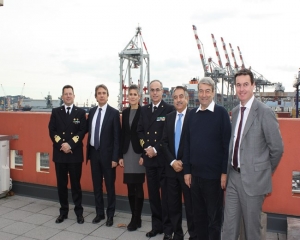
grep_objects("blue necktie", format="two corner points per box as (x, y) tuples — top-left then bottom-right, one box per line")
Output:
(175, 113), (183, 158)
(94, 108), (102, 150)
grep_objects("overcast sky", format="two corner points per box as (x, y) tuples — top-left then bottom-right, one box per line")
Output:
(0, 0), (299, 108)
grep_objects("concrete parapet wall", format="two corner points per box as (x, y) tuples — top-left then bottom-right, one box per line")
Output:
(0, 112), (299, 216)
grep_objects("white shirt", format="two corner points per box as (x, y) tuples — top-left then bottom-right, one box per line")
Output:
(171, 107), (187, 165)
(64, 104), (74, 114)
(232, 95), (255, 167)
(152, 101), (161, 112)
(196, 100), (215, 113)
(90, 103), (107, 147)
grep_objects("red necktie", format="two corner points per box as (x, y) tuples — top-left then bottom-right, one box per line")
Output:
(233, 107), (246, 169)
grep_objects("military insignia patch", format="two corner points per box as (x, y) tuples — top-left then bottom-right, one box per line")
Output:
(54, 135), (61, 143)
(73, 118), (80, 124)
(140, 139), (145, 147)
(72, 135), (79, 143)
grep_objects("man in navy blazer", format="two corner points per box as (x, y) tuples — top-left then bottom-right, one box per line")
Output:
(137, 80), (174, 240)
(48, 85), (86, 224)
(86, 84), (121, 227)
(161, 86), (196, 240)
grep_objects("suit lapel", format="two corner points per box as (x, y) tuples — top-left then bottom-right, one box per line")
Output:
(58, 106), (69, 126)
(67, 106), (79, 127)
(242, 99), (258, 140)
(168, 111), (177, 155)
(131, 106), (141, 130)
(148, 101), (165, 128)
(101, 105), (111, 135)
(231, 107), (239, 135)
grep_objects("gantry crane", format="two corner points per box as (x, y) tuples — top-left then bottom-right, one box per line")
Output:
(119, 26), (150, 111)
(192, 25), (275, 110)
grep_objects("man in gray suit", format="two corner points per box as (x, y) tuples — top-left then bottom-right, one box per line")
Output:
(222, 69), (284, 240)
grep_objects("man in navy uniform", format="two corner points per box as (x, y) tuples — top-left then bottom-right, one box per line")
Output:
(49, 85), (87, 224)
(137, 80), (174, 240)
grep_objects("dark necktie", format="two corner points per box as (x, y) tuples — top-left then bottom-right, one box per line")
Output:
(175, 113), (183, 158)
(94, 108), (102, 150)
(233, 107), (246, 169)
(153, 106), (158, 112)
(66, 107), (71, 116)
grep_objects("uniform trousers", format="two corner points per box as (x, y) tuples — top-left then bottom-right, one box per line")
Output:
(146, 166), (172, 235)
(55, 162), (83, 216)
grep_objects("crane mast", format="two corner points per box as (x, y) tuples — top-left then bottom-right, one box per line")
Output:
(211, 34), (223, 68)
(119, 26), (150, 111)
(237, 46), (245, 69)
(192, 25), (209, 76)
(229, 43), (239, 72)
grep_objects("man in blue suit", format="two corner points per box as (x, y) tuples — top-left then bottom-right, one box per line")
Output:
(86, 84), (121, 227)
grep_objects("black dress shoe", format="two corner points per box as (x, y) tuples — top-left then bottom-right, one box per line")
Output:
(77, 215), (84, 224)
(55, 214), (68, 223)
(92, 214), (105, 224)
(163, 234), (173, 240)
(106, 216), (113, 227)
(146, 229), (163, 237)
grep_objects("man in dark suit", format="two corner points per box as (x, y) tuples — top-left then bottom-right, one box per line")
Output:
(137, 80), (174, 240)
(86, 84), (121, 227)
(48, 85), (86, 224)
(161, 86), (196, 240)
(222, 69), (284, 239)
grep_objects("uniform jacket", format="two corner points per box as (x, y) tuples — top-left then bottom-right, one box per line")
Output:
(48, 106), (87, 163)
(86, 104), (121, 166)
(227, 98), (284, 196)
(161, 109), (190, 177)
(137, 100), (174, 167)
(120, 105), (143, 158)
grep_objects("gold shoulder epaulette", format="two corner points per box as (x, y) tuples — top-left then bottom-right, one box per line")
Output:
(54, 135), (61, 143)
(72, 135), (79, 143)
(140, 139), (145, 147)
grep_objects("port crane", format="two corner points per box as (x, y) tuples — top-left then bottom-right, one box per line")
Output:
(119, 25), (150, 110)
(192, 25), (275, 110)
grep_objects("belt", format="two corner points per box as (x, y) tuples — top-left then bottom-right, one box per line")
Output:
(232, 166), (240, 173)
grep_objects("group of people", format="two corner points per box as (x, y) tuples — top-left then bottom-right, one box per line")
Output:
(48, 68), (284, 240)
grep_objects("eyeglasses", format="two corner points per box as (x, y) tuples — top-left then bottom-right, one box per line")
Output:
(150, 88), (162, 93)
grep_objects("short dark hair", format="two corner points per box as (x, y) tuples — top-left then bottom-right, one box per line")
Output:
(173, 86), (189, 97)
(62, 85), (74, 94)
(94, 84), (109, 97)
(234, 69), (254, 85)
(128, 84), (139, 94)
